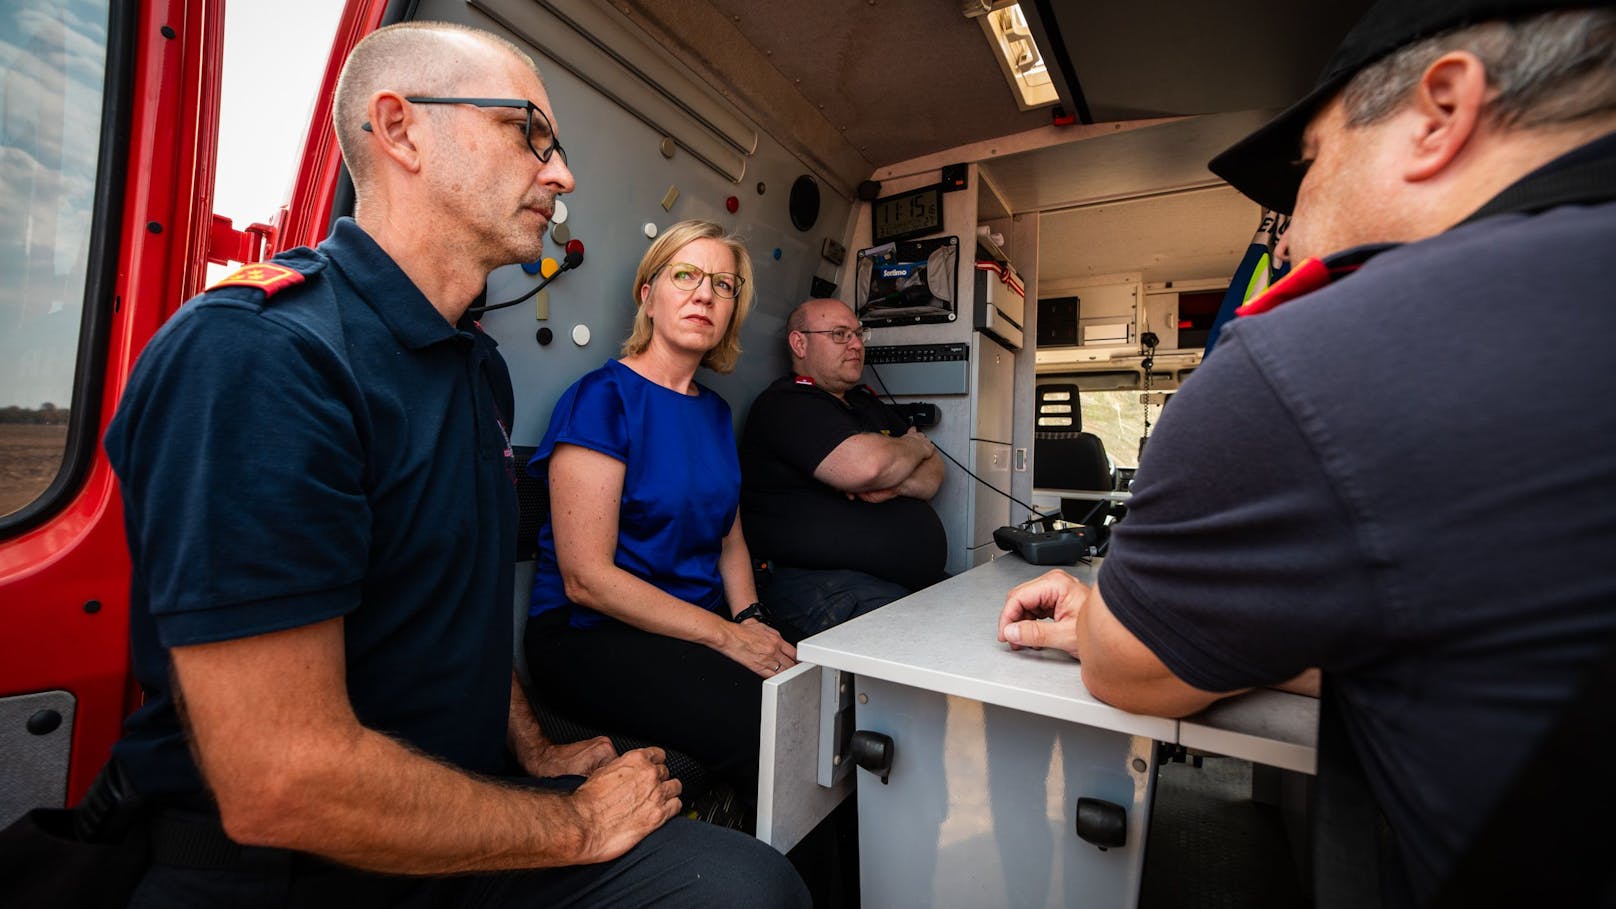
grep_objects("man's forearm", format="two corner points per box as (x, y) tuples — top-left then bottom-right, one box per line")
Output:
(1073, 582), (1230, 718)
(223, 723), (594, 874)
(858, 433), (933, 490)
(815, 431), (935, 492)
(892, 449), (944, 500)
(508, 673), (548, 762)
(846, 430), (924, 488)
(177, 620), (658, 874)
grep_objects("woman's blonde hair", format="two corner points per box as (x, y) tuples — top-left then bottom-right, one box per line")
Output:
(621, 220), (754, 374)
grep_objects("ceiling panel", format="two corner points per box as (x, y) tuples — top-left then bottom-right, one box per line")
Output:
(1038, 185), (1260, 286)
(980, 109), (1273, 213)
(618, 0), (1371, 210)
(1026, 0), (1373, 121)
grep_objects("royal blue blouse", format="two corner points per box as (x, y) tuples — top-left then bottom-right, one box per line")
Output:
(528, 359), (740, 628)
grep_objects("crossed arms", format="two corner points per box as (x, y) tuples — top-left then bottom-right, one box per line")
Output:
(814, 426), (944, 503)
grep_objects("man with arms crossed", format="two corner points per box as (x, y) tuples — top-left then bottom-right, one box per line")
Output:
(740, 298), (947, 640)
(105, 21), (806, 907)
(999, 1), (1615, 905)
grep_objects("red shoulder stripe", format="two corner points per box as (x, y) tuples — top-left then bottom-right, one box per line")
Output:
(1236, 257), (1328, 317)
(208, 263), (305, 297)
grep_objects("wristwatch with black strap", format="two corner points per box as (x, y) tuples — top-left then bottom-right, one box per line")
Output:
(732, 601), (770, 624)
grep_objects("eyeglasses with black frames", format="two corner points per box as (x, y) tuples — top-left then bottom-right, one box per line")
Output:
(661, 262), (745, 300)
(796, 326), (871, 345)
(361, 96), (567, 165)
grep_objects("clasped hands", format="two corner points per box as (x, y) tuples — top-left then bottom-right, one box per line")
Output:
(996, 568), (1089, 658)
(515, 736), (683, 864)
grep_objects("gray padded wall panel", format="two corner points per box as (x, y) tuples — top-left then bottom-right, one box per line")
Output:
(427, 0), (854, 443)
(0, 690), (75, 828)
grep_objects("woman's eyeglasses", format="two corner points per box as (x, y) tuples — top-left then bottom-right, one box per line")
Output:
(661, 263), (744, 300)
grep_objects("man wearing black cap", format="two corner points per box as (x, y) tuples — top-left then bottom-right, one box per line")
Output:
(998, 2), (1615, 905)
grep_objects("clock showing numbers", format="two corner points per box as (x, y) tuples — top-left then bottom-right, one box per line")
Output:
(871, 184), (944, 245)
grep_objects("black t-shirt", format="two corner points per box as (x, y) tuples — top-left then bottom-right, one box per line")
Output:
(740, 376), (945, 591)
(104, 219), (518, 800)
(1098, 136), (1616, 903)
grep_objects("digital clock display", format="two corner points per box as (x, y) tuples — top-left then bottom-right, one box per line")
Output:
(872, 184), (944, 245)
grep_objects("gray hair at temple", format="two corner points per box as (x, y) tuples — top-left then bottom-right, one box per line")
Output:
(1341, 7), (1616, 129)
(332, 21), (543, 187)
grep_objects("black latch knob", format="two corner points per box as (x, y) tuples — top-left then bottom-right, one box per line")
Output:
(27, 709), (63, 736)
(1075, 797), (1127, 850)
(849, 730), (894, 784)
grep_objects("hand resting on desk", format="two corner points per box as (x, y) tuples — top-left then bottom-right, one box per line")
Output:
(996, 569), (1319, 715)
(996, 568), (1086, 655)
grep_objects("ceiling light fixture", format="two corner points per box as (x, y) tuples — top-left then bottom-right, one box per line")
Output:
(967, 1), (1058, 111)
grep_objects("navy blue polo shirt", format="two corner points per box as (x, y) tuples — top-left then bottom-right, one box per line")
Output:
(1097, 134), (1616, 901)
(104, 218), (518, 800)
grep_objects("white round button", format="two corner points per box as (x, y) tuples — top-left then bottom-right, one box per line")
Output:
(552, 200), (568, 224)
(643, 222), (658, 239)
(571, 324), (591, 347)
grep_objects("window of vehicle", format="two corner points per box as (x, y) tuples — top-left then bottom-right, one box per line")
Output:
(1077, 390), (1152, 471)
(0, 0), (111, 521)
(1074, 384), (1188, 471)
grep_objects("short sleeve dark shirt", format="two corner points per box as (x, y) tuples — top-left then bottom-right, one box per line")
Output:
(103, 218), (518, 799)
(1096, 135), (1616, 902)
(740, 376), (945, 591)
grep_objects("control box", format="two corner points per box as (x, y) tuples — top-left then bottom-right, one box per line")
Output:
(862, 343), (970, 396)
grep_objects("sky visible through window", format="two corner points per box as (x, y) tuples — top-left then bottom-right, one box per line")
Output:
(0, 0), (341, 517)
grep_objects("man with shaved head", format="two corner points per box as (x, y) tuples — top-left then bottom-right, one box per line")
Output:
(739, 298), (947, 641)
(104, 21), (806, 907)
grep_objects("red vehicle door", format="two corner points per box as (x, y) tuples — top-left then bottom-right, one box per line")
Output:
(0, 0), (386, 826)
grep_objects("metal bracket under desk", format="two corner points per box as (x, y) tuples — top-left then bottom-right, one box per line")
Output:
(757, 662), (855, 854)
(1032, 487), (1134, 503)
(1180, 688), (1318, 775)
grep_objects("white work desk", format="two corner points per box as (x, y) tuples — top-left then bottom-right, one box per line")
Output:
(798, 555), (1172, 741)
(759, 554), (1318, 909)
(1032, 487), (1135, 504)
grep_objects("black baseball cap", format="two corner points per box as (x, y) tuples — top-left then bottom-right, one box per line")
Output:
(1208, 0), (1596, 214)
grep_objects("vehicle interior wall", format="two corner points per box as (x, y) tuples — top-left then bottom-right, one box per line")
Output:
(412, 0), (857, 444)
(405, 0), (1357, 564)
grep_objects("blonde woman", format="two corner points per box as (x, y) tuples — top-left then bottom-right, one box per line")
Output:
(525, 220), (793, 795)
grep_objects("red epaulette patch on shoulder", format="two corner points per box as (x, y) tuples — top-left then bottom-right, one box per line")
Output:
(794, 375), (816, 386)
(208, 262), (306, 297)
(1237, 257), (1328, 317)
(1237, 243), (1398, 318)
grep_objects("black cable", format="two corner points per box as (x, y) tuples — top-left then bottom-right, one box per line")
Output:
(468, 250), (582, 316)
(866, 364), (1048, 525)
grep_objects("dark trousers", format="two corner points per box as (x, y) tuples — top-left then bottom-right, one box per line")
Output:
(128, 813), (806, 908)
(761, 564), (912, 644)
(525, 619), (763, 796)
(127, 778), (805, 908)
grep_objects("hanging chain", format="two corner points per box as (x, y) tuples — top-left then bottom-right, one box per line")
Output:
(1139, 332), (1159, 460)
